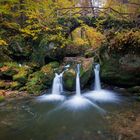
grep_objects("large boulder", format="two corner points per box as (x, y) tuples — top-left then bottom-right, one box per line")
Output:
(63, 57), (93, 91)
(0, 62), (18, 78)
(100, 30), (140, 88)
(25, 62), (59, 95)
(0, 62), (33, 90)
(101, 54), (140, 87)
(12, 66), (32, 85)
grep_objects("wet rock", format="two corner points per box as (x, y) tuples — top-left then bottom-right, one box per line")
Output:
(63, 69), (76, 91)
(13, 66), (32, 85)
(0, 62), (18, 78)
(25, 62), (59, 94)
(10, 81), (21, 90)
(63, 57), (93, 91)
(101, 54), (140, 87)
(127, 86), (140, 95)
(25, 71), (46, 95)
(0, 80), (6, 89)
(0, 96), (5, 102)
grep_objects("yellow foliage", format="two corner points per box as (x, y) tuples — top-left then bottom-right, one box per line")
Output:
(0, 39), (8, 46)
(73, 38), (88, 47)
(71, 25), (106, 49)
(85, 26), (106, 49)
(104, 0), (140, 19)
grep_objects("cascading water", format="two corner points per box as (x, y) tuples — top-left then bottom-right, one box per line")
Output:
(52, 73), (63, 95)
(76, 64), (81, 96)
(94, 64), (101, 90)
(55, 64), (105, 112)
(37, 72), (65, 102)
(84, 64), (120, 103)
(59, 73), (63, 93)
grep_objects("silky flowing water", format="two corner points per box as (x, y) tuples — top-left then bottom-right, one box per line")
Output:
(0, 64), (139, 140)
(0, 96), (139, 140)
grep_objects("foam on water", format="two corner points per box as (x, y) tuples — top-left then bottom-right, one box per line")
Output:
(37, 94), (65, 102)
(58, 95), (105, 113)
(36, 72), (65, 102)
(84, 89), (120, 103)
(84, 64), (121, 103)
(53, 64), (105, 113)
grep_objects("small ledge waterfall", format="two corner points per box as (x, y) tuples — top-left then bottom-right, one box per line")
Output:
(94, 64), (101, 90)
(52, 73), (63, 95)
(76, 64), (81, 96)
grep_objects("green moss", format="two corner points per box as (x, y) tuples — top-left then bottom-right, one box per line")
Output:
(0, 63), (4, 68)
(41, 65), (53, 74)
(0, 62), (19, 77)
(13, 67), (29, 84)
(0, 80), (6, 89)
(0, 96), (5, 103)
(48, 61), (60, 68)
(63, 69), (76, 91)
(63, 57), (93, 91)
(10, 81), (21, 90)
(101, 59), (140, 87)
(26, 68), (55, 95)
(65, 78), (75, 91)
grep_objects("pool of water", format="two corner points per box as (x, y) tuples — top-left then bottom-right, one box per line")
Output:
(0, 93), (133, 140)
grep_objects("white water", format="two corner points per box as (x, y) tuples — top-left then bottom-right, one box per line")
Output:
(57, 64), (105, 113)
(37, 72), (65, 102)
(52, 73), (63, 94)
(84, 64), (120, 103)
(94, 64), (101, 90)
(76, 64), (81, 96)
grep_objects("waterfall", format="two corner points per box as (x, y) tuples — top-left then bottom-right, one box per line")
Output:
(94, 64), (101, 90)
(59, 73), (63, 93)
(76, 64), (81, 96)
(84, 63), (120, 103)
(52, 73), (63, 95)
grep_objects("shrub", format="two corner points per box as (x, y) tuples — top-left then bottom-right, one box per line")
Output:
(109, 30), (140, 54)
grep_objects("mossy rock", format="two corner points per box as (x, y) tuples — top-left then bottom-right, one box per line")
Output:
(127, 86), (140, 95)
(41, 65), (54, 74)
(10, 81), (21, 90)
(9, 35), (32, 61)
(80, 60), (93, 88)
(0, 96), (5, 103)
(40, 62), (57, 84)
(0, 80), (12, 89)
(13, 66), (32, 84)
(47, 61), (60, 69)
(0, 45), (12, 63)
(0, 80), (6, 89)
(63, 69), (76, 91)
(0, 62), (18, 77)
(3, 68), (17, 77)
(101, 58), (140, 87)
(27, 62), (40, 71)
(25, 71), (45, 95)
(26, 62), (56, 94)
(63, 57), (93, 91)
(13, 71), (28, 84)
